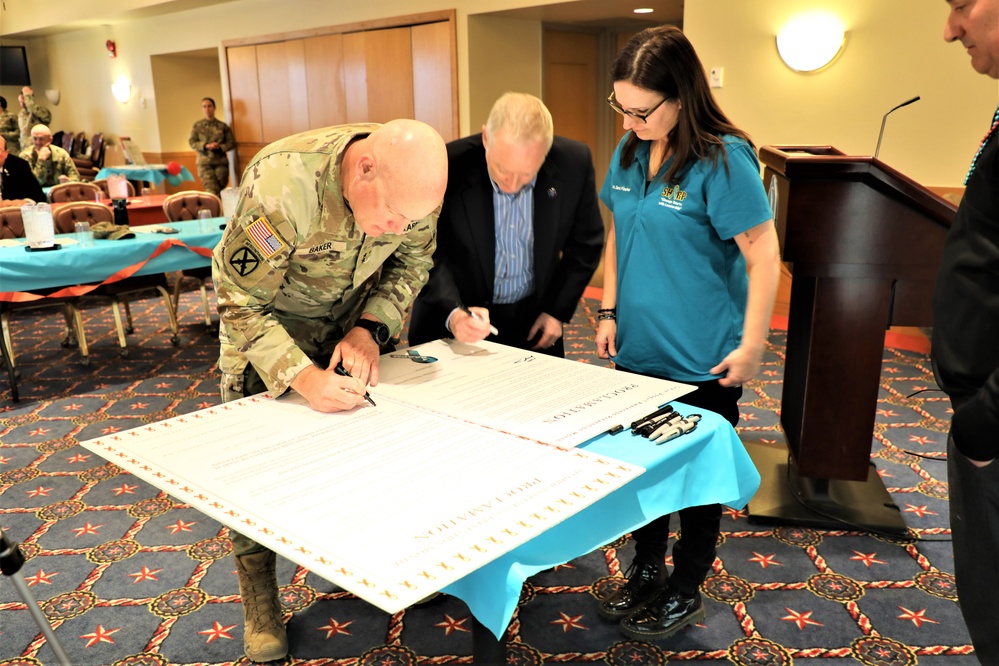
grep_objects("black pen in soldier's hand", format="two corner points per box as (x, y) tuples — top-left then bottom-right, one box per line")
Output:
(333, 363), (376, 407)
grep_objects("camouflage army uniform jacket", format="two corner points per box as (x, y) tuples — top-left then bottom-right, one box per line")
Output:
(17, 94), (51, 150)
(20, 144), (80, 187)
(189, 118), (235, 166)
(211, 123), (438, 397)
(0, 110), (20, 154)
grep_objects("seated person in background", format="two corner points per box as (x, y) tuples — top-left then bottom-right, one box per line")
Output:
(21, 124), (80, 187)
(0, 135), (45, 204)
(0, 96), (20, 155)
(407, 92), (604, 357)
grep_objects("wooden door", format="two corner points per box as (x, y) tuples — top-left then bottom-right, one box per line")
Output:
(543, 30), (598, 158)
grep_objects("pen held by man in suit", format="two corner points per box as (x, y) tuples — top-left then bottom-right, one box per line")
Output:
(450, 304), (500, 341)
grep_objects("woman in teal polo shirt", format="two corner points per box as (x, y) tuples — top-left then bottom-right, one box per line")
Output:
(594, 25), (781, 642)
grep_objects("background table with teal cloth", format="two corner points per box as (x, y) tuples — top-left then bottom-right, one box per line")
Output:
(444, 406), (761, 639)
(0, 220), (221, 294)
(94, 164), (195, 186)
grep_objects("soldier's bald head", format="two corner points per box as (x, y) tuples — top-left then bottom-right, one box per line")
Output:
(369, 119), (447, 219)
(344, 119), (447, 237)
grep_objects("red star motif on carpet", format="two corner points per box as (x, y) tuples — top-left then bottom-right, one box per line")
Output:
(101, 425), (122, 434)
(434, 614), (470, 636)
(908, 435), (935, 446)
(316, 617), (353, 639)
(112, 483), (139, 496)
(550, 611), (587, 633)
(748, 552), (782, 569)
(25, 569), (58, 586)
(130, 401), (149, 410)
(198, 620), (238, 643)
(80, 625), (120, 648)
(898, 606), (938, 628)
(63, 403), (83, 412)
(780, 608), (823, 630)
(128, 566), (163, 583)
(903, 504), (938, 518)
(849, 551), (886, 567)
(72, 522), (103, 537)
(65, 453), (91, 463)
(0, 455), (11, 464)
(28, 427), (51, 437)
(166, 519), (196, 534)
(26, 486), (53, 498)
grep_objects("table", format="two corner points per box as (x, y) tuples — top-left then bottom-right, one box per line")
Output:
(50, 194), (171, 227)
(0, 219), (224, 402)
(95, 164), (195, 186)
(443, 407), (760, 657)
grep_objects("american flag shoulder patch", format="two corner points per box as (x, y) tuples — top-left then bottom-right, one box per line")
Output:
(245, 217), (287, 258)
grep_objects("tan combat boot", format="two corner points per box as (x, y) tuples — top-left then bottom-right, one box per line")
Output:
(234, 550), (288, 662)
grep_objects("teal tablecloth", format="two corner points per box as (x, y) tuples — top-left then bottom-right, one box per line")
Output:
(94, 164), (195, 185)
(443, 405), (761, 638)
(0, 219), (222, 295)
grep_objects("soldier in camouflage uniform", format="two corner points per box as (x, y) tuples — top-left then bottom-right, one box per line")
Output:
(0, 97), (20, 155)
(17, 87), (52, 154)
(20, 124), (79, 187)
(211, 118), (447, 663)
(188, 97), (235, 195)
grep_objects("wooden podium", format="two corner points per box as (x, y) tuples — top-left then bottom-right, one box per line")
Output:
(747, 145), (956, 534)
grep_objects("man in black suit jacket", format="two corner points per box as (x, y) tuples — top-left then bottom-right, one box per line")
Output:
(408, 93), (604, 357)
(0, 135), (45, 204)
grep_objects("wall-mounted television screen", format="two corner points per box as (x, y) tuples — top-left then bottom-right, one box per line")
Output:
(0, 46), (32, 87)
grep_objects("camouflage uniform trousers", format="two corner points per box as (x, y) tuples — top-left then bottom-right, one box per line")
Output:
(198, 162), (229, 196)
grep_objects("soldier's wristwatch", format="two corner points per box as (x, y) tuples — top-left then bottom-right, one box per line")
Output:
(354, 319), (391, 347)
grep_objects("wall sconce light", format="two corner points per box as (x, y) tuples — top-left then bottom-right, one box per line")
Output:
(44, 89), (60, 105)
(112, 76), (132, 103)
(776, 12), (846, 72)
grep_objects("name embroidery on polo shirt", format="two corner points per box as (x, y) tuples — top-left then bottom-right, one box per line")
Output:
(611, 184), (631, 192)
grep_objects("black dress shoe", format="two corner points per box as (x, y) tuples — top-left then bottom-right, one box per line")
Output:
(597, 558), (665, 620)
(619, 587), (705, 641)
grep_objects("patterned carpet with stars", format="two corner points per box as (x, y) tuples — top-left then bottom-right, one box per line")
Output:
(0, 285), (977, 665)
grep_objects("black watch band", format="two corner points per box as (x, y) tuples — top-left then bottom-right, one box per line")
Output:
(354, 319), (391, 346)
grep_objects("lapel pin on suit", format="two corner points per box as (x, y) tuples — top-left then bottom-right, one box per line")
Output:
(547, 187), (557, 198)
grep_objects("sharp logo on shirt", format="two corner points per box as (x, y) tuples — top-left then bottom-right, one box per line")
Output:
(659, 184), (688, 211)
(245, 216), (286, 259)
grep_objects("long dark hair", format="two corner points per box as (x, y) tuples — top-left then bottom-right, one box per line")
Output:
(613, 25), (752, 184)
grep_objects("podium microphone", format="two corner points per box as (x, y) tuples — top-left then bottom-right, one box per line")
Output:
(875, 96), (920, 159)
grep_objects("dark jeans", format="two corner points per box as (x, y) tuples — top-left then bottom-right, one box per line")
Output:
(616, 364), (743, 596)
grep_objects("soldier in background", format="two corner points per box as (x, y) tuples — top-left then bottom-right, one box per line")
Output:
(20, 124), (79, 187)
(188, 97), (235, 195)
(0, 97), (20, 155)
(211, 119), (447, 663)
(17, 87), (51, 154)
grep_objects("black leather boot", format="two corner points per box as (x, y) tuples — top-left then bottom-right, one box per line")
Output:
(597, 557), (665, 620)
(620, 586), (705, 641)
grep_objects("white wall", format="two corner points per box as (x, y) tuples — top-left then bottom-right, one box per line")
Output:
(684, 0), (998, 186)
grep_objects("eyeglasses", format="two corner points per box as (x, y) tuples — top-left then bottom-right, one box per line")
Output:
(607, 92), (669, 124)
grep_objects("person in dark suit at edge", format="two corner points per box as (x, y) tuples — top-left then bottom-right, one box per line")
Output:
(407, 92), (604, 357)
(931, 0), (999, 662)
(0, 135), (45, 205)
